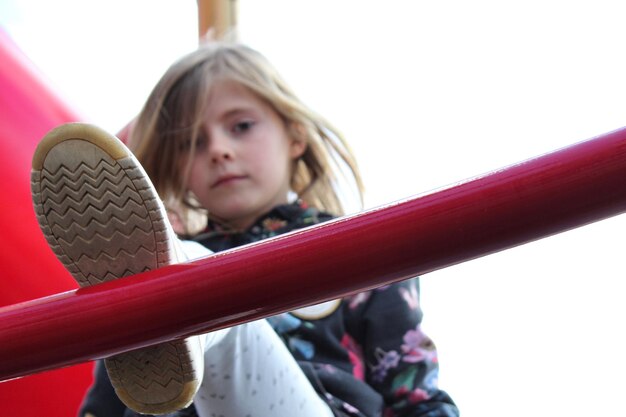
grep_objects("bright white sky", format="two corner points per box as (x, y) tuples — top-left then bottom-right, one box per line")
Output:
(2, 1), (626, 416)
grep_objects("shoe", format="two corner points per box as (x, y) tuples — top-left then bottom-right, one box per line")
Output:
(31, 122), (203, 414)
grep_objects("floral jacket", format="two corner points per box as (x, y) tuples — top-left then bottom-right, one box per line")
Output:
(193, 202), (458, 417)
(79, 202), (458, 417)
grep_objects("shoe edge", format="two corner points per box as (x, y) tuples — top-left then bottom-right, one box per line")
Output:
(30, 122), (202, 414)
(32, 122), (129, 171)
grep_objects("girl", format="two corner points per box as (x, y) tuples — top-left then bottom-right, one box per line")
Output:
(31, 42), (458, 417)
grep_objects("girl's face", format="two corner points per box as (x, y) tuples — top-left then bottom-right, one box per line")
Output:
(183, 80), (306, 230)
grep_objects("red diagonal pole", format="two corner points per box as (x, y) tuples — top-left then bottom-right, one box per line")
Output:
(2, 126), (626, 381)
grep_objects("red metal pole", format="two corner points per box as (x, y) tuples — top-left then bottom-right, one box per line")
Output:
(2, 127), (626, 381)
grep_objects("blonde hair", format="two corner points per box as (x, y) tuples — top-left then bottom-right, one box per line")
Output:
(129, 42), (363, 232)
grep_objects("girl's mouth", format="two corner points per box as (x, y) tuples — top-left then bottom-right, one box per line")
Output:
(212, 174), (247, 188)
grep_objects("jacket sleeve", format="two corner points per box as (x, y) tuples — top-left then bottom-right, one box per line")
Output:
(345, 278), (459, 417)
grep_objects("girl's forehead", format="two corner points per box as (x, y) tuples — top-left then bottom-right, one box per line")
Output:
(204, 80), (272, 115)
(207, 79), (256, 100)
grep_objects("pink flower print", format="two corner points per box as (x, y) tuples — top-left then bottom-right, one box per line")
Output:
(341, 334), (365, 380)
(399, 284), (419, 309)
(394, 386), (410, 398)
(394, 386), (430, 403)
(408, 388), (430, 403)
(371, 348), (400, 383)
(401, 326), (437, 363)
(342, 402), (360, 414)
(262, 218), (287, 231)
(347, 291), (371, 309)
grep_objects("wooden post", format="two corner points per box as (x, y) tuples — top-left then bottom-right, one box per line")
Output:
(197, 0), (238, 40)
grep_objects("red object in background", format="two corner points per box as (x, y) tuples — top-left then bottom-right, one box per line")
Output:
(0, 27), (93, 417)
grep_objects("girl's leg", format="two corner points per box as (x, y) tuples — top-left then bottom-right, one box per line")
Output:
(180, 240), (333, 416)
(194, 321), (333, 417)
(31, 124), (204, 415)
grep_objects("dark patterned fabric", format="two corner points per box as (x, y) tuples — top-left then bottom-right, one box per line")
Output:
(79, 201), (458, 417)
(191, 201), (334, 251)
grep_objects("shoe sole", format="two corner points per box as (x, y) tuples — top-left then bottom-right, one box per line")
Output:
(31, 123), (200, 414)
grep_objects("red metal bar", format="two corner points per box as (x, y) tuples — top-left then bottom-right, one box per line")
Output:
(2, 127), (626, 381)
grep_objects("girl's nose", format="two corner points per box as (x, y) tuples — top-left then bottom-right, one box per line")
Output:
(208, 133), (234, 164)
(211, 151), (232, 163)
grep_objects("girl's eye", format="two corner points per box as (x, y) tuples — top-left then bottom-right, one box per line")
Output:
(232, 120), (254, 134)
(178, 135), (208, 152)
(195, 135), (208, 150)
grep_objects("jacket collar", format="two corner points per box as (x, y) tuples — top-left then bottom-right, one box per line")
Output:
(192, 201), (333, 252)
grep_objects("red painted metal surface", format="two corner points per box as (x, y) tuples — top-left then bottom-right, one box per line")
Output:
(2, 126), (626, 381)
(0, 27), (92, 416)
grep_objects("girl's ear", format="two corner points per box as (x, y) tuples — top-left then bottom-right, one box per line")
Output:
(289, 138), (307, 159)
(288, 122), (307, 159)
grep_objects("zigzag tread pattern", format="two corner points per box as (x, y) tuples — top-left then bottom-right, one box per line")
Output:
(37, 159), (160, 277)
(40, 158), (121, 193)
(32, 171), (90, 287)
(42, 180), (142, 211)
(84, 266), (151, 285)
(105, 341), (192, 403)
(65, 229), (155, 260)
(43, 191), (148, 229)
(119, 157), (171, 268)
(32, 136), (197, 412)
(51, 210), (153, 243)
(75, 245), (157, 273)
